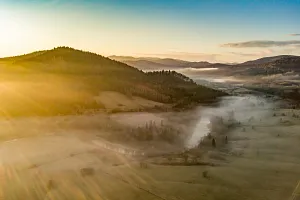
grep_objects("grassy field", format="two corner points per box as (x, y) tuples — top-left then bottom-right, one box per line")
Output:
(1, 107), (300, 200)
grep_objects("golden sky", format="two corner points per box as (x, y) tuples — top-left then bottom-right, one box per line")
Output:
(0, 0), (299, 62)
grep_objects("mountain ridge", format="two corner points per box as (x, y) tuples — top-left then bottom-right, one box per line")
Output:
(0, 47), (225, 116)
(239, 55), (297, 66)
(109, 54), (300, 72)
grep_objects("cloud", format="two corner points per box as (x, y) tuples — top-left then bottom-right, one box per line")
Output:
(289, 33), (300, 36)
(221, 40), (300, 48)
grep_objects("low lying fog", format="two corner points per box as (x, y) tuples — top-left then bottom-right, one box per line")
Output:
(186, 95), (276, 148)
(178, 67), (219, 72)
(261, 72), (300, 82)
(111, 95), (277, 150)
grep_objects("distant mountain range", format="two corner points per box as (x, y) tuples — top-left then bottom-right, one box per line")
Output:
(109, 56), (211, 70)
(110, 55), (300, 76)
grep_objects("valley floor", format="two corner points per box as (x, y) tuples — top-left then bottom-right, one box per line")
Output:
(1, 108), (300, 200)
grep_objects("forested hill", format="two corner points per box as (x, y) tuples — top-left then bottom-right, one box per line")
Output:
(0, 47), (225, 116)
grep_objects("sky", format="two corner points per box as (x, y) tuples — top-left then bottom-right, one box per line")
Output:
(0, 0), (300, 62)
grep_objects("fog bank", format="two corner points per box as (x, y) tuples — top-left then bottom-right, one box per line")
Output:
(186, 95), (276, 148)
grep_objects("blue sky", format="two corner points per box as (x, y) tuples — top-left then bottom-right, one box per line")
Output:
(0, 0), (300, 62)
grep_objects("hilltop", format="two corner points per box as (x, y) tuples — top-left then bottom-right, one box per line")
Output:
(0, 47), (224, 116)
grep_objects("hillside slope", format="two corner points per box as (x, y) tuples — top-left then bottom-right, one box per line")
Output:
(0, 47), (224, 116)
(240, 55), (294, 66)
(233, 55), (300, 76)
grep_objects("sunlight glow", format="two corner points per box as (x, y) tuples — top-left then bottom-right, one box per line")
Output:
(0, 9), (34, 57)
(0, 11), (22, 43)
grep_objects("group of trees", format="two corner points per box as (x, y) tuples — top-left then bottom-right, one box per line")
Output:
(127, 121), (183, 144)
(101, 119), (184, 144)
(146, 70), (195, 84)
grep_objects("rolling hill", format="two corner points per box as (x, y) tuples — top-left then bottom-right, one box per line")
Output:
(109, 56), (211, 70)
(232, 55), (300, 76)
(0, 47), (224, 116)
(240, 55), (295, 66)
